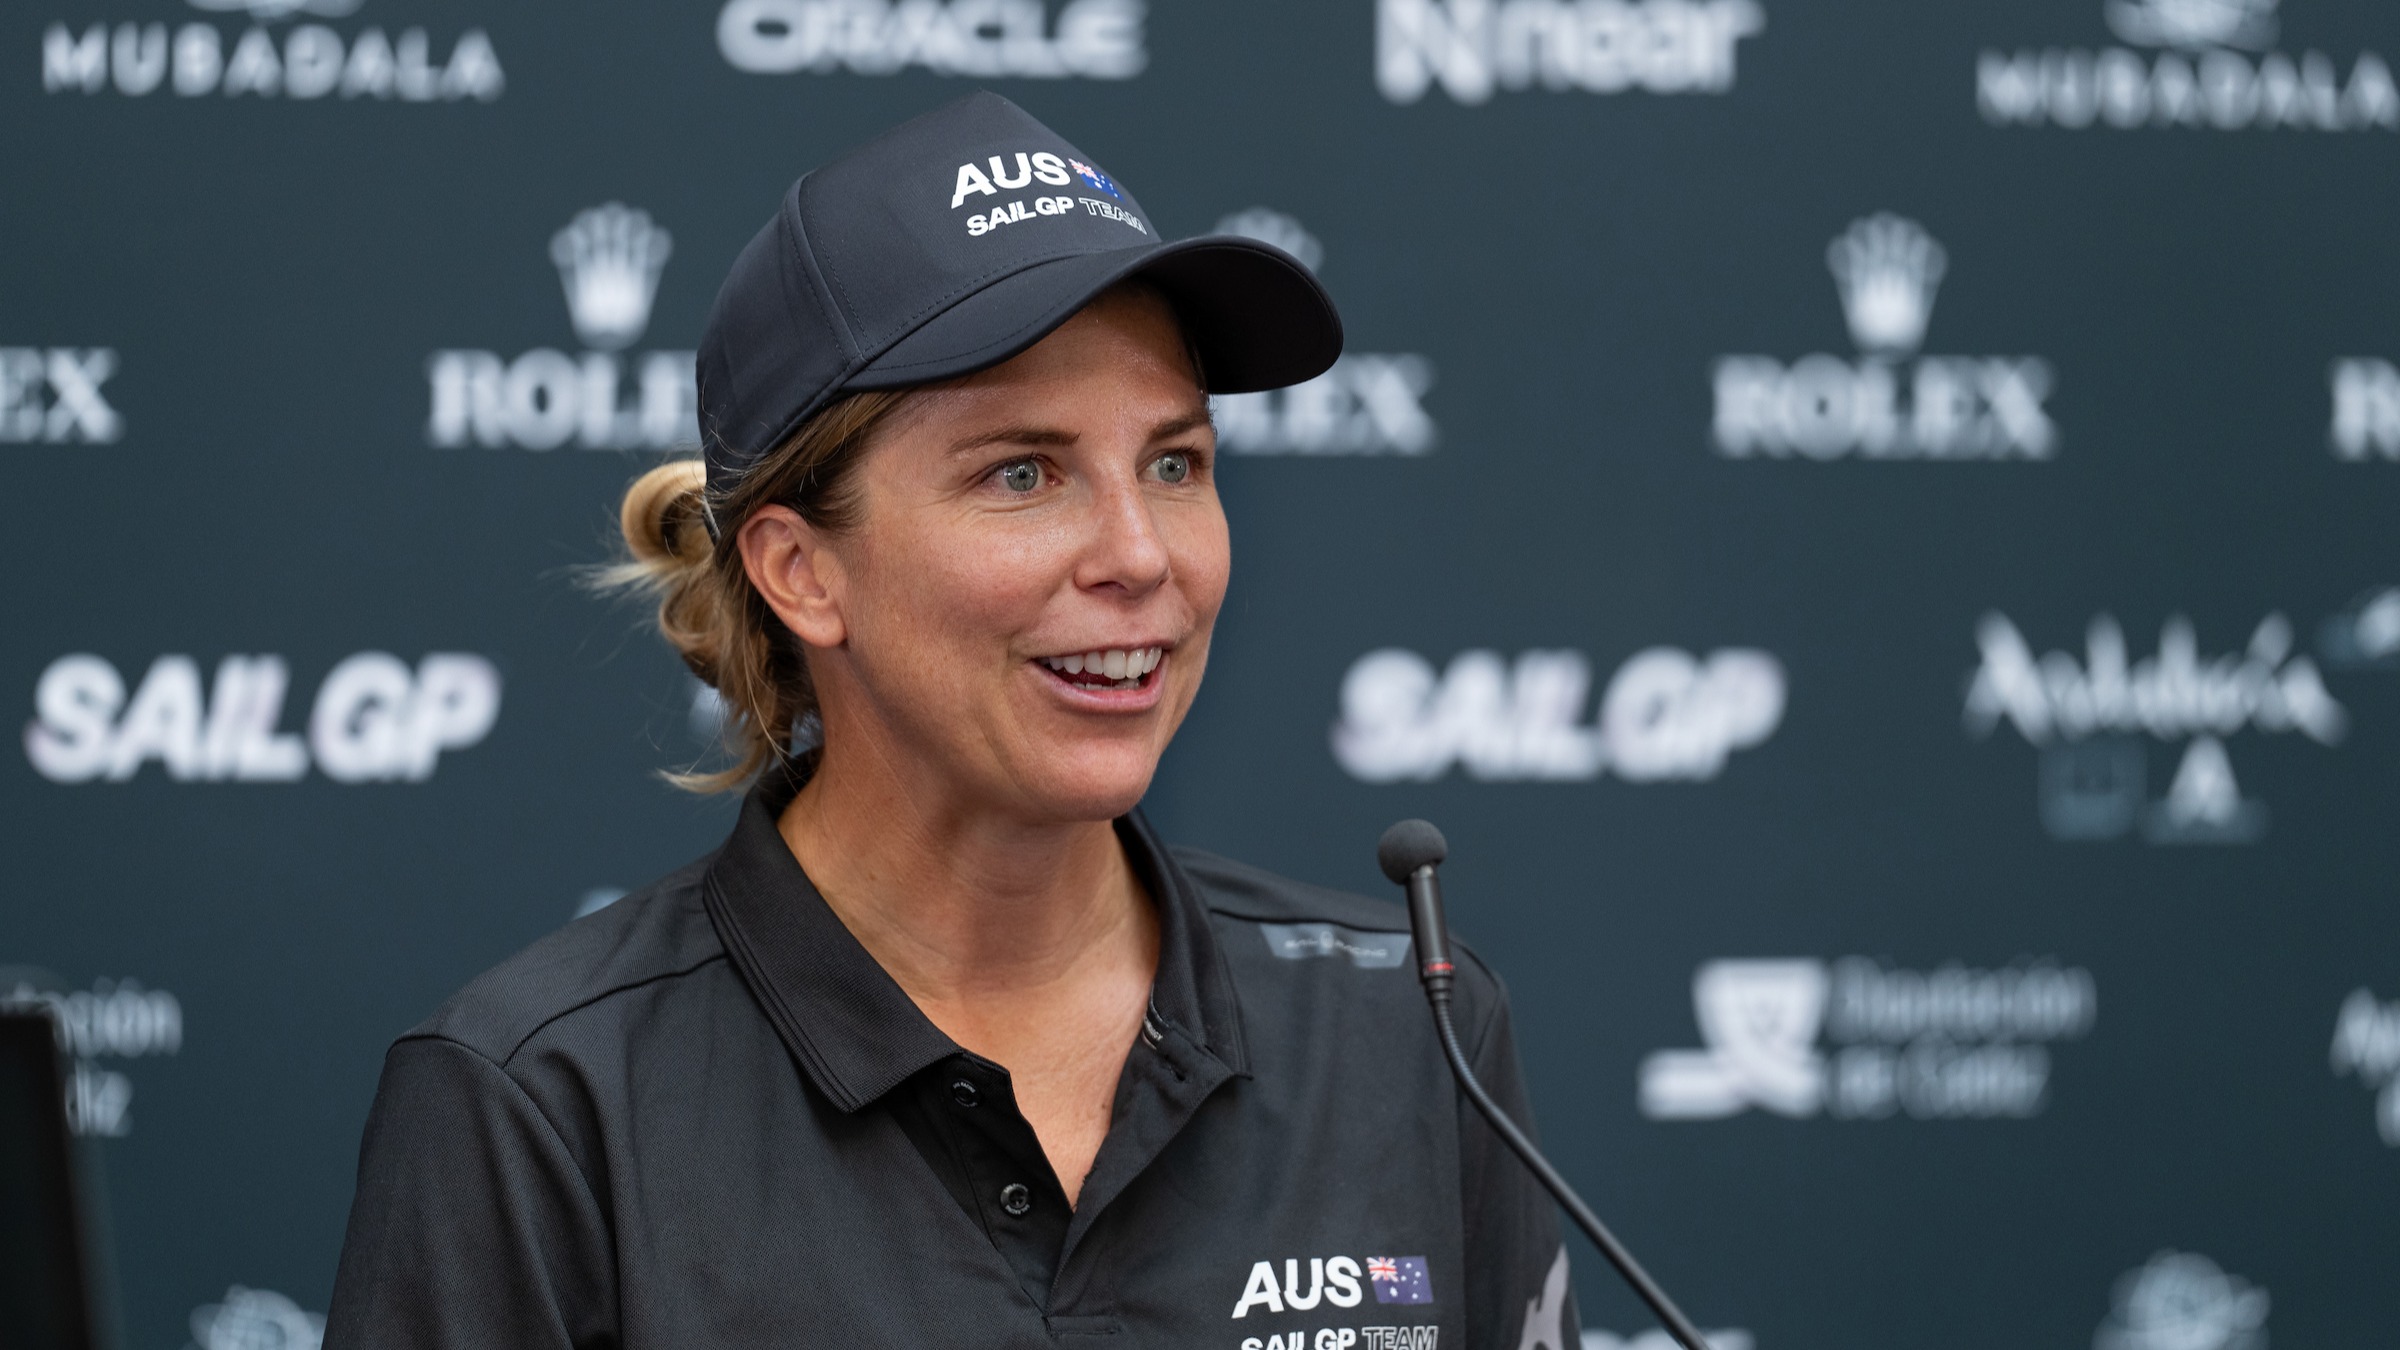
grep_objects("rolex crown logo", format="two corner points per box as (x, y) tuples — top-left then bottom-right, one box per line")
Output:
(1826, 213), (1947, 357)
(551, 203), (673, 352)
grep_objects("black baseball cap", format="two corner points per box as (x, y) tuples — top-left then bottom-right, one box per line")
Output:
(696, 91), (1344, 503)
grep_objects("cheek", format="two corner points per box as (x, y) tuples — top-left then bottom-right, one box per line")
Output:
(853, 520), (1065, 657)
(1168, 504), (1232, 618)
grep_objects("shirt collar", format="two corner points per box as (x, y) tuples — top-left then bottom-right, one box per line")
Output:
(702, 762), (1248, 1114)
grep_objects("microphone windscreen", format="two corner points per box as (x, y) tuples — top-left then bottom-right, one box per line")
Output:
(1377, 819), (1449, 884)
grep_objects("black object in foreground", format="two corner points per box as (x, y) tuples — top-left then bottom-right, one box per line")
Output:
(1377, 819), (1711, 1350)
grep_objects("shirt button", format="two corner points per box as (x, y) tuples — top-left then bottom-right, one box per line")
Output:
(950, 1079), (980, 1108)
(999, 1183), (1032, 1217)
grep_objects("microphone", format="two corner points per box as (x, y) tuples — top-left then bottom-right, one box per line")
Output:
(1377, 820), (1710, 1350)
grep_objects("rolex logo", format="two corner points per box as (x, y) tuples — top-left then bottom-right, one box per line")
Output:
(2104, 0), (2279, 52)
(1826, 213), (1946, 357)
(551, 203), (673, 352)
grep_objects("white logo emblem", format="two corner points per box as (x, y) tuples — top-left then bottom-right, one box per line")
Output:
(1333, 647), (1784, 784)
(2104, 0), (2277, 51)
(2095, 1253), (2267, 1350)
(551, 204), (673, 352)
(427, 204), (696, 451)
(1639, 961), (1828, 1119)
(2331, 988), (2400, 1144)
(0, 348), (121, 444)
(1826, 214), (1946, 357)
(1964, 611), (2347, 844)
(25, 652), (502, 785)
(184, 0), (364, 19)
(1713, 213), (2055, 461)
(1377, 0), (1765, 105)
(1208, 210), (1436, 457)
(187, 1286), (325, 1350)
(1979, 0), (2396, 131)
(1216, 208), (1324, 273)
(1641, 957), (2095, 1122)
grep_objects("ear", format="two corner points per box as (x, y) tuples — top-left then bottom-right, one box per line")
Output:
(737, 505), (848, 650)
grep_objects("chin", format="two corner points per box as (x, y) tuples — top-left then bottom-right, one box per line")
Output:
(1002, 743), (1164, 823)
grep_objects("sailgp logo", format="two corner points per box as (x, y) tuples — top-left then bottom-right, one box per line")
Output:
(426, 203), (695, 451)
(1712, 214), (2055, 461)
(1978, 0), (2398, 131)
(1963, 611), (2347, 843)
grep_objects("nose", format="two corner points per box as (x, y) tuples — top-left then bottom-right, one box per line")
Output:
(1075, 473), (1172, 598)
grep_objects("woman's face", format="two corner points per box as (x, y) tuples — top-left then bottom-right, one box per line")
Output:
(779, 287), (1228, 825)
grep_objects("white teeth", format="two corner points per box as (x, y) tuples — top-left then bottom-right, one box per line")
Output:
(1103, 650), (1129, 680)
(1143, 648), (1162, 674)
(1040, 647), (1164, 683)
(1063, 653), (1084, 674)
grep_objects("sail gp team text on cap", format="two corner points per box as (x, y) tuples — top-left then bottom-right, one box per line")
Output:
(693, 90), (1342, 507)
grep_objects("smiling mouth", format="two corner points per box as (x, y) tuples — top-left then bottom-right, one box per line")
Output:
(1037, 647), (1163, 692)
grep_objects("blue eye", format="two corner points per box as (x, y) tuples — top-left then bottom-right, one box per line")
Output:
(999, 460), (1041, 493)
(1154, 452), (1190, 484)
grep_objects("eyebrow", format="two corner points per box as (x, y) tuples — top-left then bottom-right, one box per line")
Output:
(945, 407), (1214, 456)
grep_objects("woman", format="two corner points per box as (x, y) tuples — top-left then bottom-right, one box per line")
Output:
(326, 92), (1575, 1349)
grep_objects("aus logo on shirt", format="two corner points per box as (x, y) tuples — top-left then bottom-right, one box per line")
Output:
(1232, 1254), (1433, 1318)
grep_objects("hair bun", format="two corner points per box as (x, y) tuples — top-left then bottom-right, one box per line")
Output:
(620, 459), (711, 566)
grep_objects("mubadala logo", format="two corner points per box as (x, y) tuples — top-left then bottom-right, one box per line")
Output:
(2330, 988), (2400, 1145)
(1, 970), (182, 1138)
(1334, 646), (1783, 784)
(426, 203), (695, 452)
(0, 347), (120, 444)
(42, 0), (501, 102)
(1980, 0), (2396, 131)
(1377, 0), (1764, 105)
(1964, 611), (2347, 844)
(186, 1286), (324, 1350)
(1714, 214), (2057, 461)
(2095, 1252), (2266, 1350)
(1638, 957), (2096, 1122)
(24, 651), (501, 784)
(1211, 209), (1436, 456)
(718, 0), (1145, 79)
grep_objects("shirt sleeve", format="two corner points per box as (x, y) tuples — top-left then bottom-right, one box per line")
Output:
(1457, 979), (1581, 1350)
(323, 1035), (616, 1350)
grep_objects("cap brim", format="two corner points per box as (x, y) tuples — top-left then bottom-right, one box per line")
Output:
(845, 236), (1343, 397)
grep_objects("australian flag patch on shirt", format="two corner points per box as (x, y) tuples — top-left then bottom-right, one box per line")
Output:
(1367, 1256), (1433, 1305)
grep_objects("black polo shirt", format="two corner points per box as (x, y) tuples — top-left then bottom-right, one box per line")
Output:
(325, 769), (1577, 1349)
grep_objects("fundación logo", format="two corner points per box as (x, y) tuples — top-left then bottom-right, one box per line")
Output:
(24, 651), (501, 784)
(2096, 1252), (2267, 1350)
(427, 203), (695, 452)
(186, 1286), (325, 1350)
(1980, 0), (2396, 131)
(1332, 645), (1783, 784)
(718, 0), (1146, 80)
(1964, 610), (2348, 844)
(1639, 957), (2097, 1122)
(2331, 987), (2400, 1145)
(1210, 209), (1436, 457)
(1713, 213), (2057, 461)
(0, 346), (120, 445)
(42, 0), (502, 103)
(0, 971), (182, 1139)
(1377, 0), (1764, 105)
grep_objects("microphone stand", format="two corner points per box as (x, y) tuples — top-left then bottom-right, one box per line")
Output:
(1384, 821), (1710, 1350)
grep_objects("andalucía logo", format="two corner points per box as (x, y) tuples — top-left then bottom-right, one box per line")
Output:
(1638, 957), (2096, 1122)
(42, 0), (501, 103)
(0, 970), (182, 1138)
(1209, 209), (1436, 457)
(1713, 213), (2057, 461)
(1332, 645), (1783, 784)
(717, 0), (1146, 80)
(426, 203), (695, 452)
(1963, 611), (2348, 844)
(1979, 0), (2397, 131)
(1377, 0), (1765, 105)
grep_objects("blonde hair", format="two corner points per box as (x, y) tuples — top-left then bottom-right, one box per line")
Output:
(604, 389), (921, 791)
